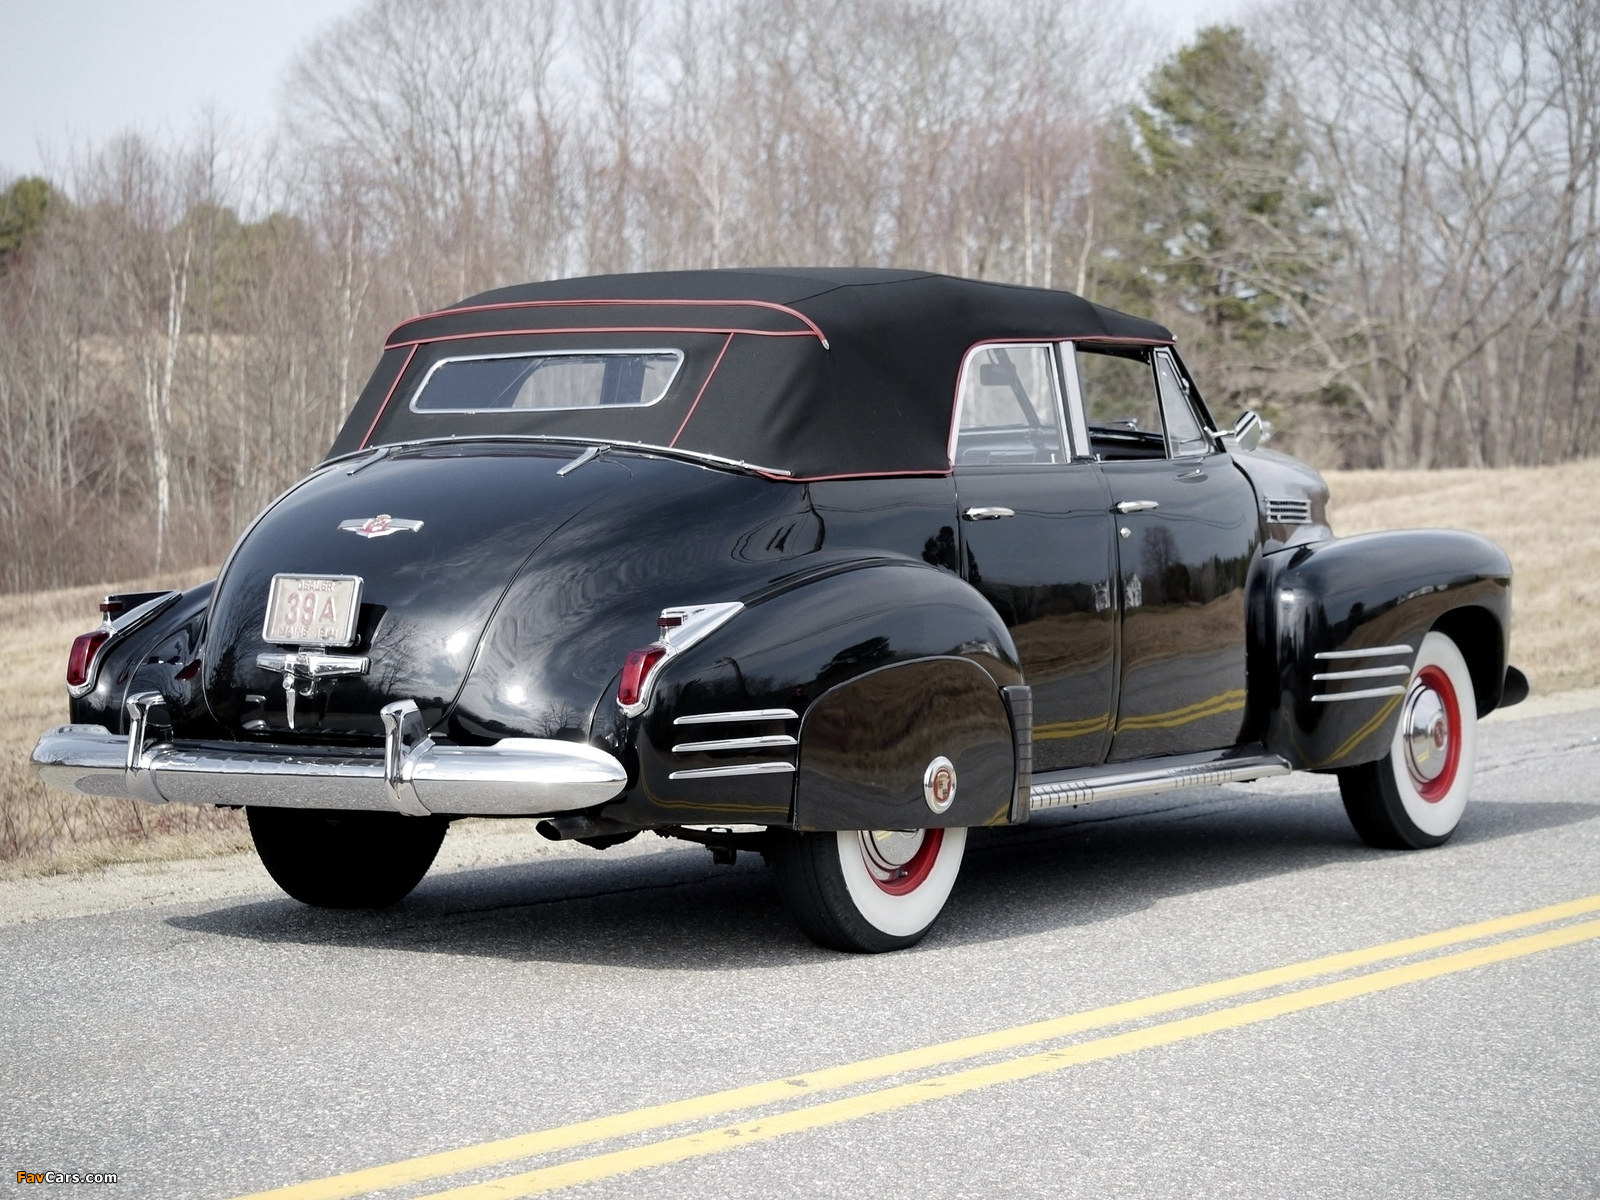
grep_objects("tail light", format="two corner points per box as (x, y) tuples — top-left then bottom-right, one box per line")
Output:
(615, 602), (746, 718)
(618, 645), (667, 709)
(67, 629), (111, 692)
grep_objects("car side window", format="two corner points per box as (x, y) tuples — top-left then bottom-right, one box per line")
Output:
(1154, 351), (1211, 457)
(1076, 346), (1166, 460)
(954, 344), (1066, 465)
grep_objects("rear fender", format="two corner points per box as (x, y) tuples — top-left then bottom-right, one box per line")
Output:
(69, 582), (216, 737)
(604, 560), (1023, 829)
(1262, 530), (1510, 771)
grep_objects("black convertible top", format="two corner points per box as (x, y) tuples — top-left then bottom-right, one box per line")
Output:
(337, 269), (1173, 478)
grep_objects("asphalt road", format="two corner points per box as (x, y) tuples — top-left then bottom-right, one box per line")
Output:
(4, 700), (1599, 1200)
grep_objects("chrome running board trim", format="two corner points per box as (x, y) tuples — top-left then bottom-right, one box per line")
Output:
(667, 762), (797, 781)
(673, 708), (799, 726)
(1029, 752), (1291, 811)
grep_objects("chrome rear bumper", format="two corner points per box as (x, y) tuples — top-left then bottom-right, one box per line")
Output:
(31, 693), (628, 817)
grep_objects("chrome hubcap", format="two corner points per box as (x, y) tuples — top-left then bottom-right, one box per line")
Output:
(861, 829), (924, 877)
(1403, 683), (1451, 784)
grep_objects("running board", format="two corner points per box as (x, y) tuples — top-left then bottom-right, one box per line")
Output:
(1028, 749), (1291, 813)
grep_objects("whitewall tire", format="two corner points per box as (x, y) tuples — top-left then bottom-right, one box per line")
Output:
(1338, 631), (1477, 849)
(770, 826), (967, 952)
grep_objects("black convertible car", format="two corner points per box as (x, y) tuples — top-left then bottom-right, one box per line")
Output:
(34, 268), (1524, 951)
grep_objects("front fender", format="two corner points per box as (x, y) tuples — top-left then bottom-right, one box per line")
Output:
(1261, 530), (1511, 771)
(601, 560), (1022, 828)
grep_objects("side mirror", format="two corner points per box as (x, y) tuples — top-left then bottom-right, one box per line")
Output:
(1231, 410), (1264, 452)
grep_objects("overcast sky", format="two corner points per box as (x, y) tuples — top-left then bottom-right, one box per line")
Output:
(1, 0), (1245, 183)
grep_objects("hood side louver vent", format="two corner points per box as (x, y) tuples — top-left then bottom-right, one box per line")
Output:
(1266, 497), (1314, 525)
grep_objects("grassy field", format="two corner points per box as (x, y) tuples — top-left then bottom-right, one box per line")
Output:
(2, 461), (1595, 874)
(1325, 459), (1600, 695)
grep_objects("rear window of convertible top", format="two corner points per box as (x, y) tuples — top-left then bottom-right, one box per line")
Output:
(410, 350), (684, 413)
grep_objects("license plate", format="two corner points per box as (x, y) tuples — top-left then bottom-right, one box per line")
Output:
(262, 575), (363, 647)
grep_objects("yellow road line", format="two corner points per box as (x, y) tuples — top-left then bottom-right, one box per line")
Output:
(423, 916), (1600, 1199)
(1033, 714), (1110, 741)
(229, 892), (1600, 1200)
(1115, 689), (1247, 732)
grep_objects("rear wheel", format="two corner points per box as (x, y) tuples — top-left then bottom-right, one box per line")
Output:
(1337, 631), (1477, 850)
(247, 806), (448, 908)
(769, 826), (967, 952)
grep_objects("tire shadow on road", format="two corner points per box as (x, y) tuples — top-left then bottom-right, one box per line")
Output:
(165, 786), (1598, 970)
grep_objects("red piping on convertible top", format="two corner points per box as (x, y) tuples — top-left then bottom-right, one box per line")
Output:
(358, 343), (417, 449)
(384, 325), (817, 349)
(1064, 335), (1176, 346)
(669, 333), (733, 447)
(388, 298), (830, 349)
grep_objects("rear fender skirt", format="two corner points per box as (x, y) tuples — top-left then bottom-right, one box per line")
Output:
(602, 559), (1021, 828)
(794, 656), (1017, 832)
(1261, 530), (1511, 771)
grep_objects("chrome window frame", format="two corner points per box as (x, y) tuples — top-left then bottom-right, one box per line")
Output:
(948, 341), (1071, 466)
(408, 348), (686, 415)
(1152, 347), (1214, 458)
(1054, 342), (1093, 460)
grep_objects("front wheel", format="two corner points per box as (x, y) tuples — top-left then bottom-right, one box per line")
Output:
(1337, 630), (1477, 850)
(247, 806), (448, 908)
(769, 826), (967, 952)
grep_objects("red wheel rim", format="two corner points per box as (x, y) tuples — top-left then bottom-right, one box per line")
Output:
(1411, 664), (1461, 803)
(864, 828), (945, 895)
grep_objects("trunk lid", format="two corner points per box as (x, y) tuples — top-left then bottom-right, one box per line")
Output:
(203, 443), (628, 739)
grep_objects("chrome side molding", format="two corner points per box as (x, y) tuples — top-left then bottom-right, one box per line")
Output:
(1030, 750), (1290, 812)
(671, 734), (797, 754)
(1313, 645), (1413, 660)
(1311, 686), (1408, 703)
(1311, 644), (1415, 703)
(673, 708), (799, 725)
(668, 762), (797, 781)
(1312, 666), (1411, 681)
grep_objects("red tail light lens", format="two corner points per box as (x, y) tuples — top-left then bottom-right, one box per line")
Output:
(618, 645), (667, 708)
(67, 629), (111, 690)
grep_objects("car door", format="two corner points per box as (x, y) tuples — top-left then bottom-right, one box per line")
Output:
(1067, 343), (1261, 762)
(953, 343), (1118, 772)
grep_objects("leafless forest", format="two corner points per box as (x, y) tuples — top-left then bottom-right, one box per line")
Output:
(1, 0), (1597, 593)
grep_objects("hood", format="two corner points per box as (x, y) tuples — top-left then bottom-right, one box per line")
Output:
(202, 442), (824, 742)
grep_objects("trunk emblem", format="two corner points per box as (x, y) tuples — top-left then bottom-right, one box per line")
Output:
(339, 514), (423, 538)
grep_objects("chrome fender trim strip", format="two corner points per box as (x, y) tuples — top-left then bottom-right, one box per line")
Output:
(673, 708), (800, 726)
(667, 762), (797, 781)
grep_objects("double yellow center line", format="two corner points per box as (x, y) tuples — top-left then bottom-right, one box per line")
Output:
(235, 892), (1600, 1200)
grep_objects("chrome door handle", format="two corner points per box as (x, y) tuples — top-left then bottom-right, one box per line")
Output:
(1114, 500), (1160, 514)
(962, 507), (1015, 521)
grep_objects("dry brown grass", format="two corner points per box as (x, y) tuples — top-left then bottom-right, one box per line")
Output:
(0, 568), (248, 878)
(2, 461), (1594, 874)
(1325, 459), (1600, 696)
